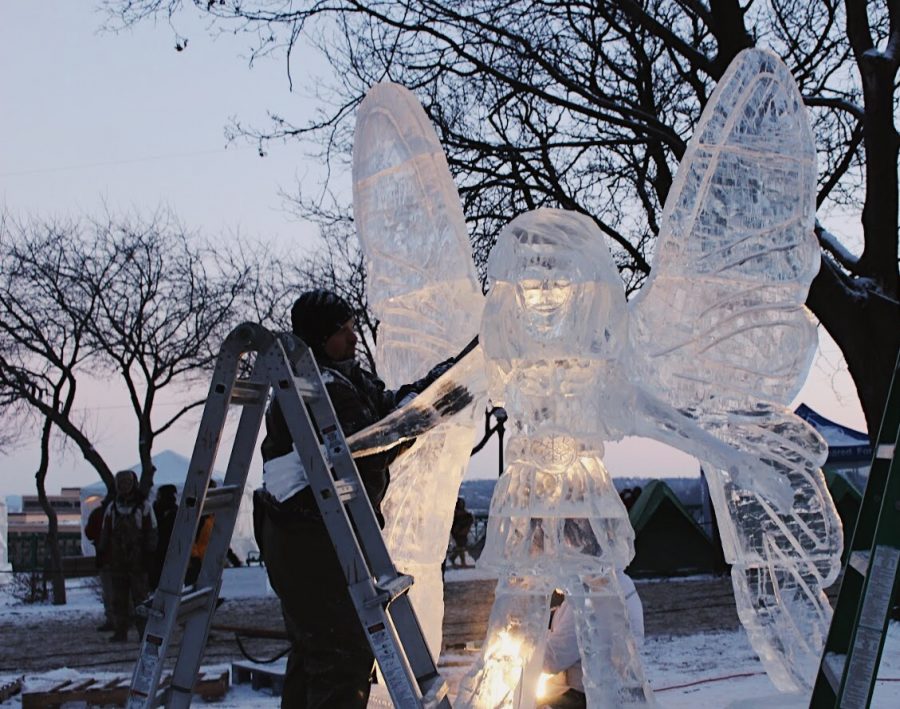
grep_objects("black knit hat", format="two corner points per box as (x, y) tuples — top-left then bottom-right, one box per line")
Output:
(291, 289), (355, 347)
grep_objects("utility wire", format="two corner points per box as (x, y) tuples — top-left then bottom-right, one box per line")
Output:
(0, 145), (259, 179)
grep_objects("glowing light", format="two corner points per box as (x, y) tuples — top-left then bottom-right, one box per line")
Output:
(478, 630), (529, 707)
(536, 672), (553, 700)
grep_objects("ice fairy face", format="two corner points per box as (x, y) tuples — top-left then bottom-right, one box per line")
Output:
(483, 208), (628, 360)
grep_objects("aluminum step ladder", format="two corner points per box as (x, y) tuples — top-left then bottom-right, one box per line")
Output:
(126, 322), (450, 708)
(810, 348), (900, 708)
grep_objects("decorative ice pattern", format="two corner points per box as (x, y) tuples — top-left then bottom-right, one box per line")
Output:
(628, 49), (842, 693)
(352, 81), (486, 656)
(456, 209), (656, 708)
(353, 48), (841, 705)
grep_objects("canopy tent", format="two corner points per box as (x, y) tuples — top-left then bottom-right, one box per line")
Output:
(626, 479), (719, 578)
(79, 450), (258, 563)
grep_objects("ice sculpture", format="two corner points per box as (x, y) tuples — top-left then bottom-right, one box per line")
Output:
(627, 49), (843, 692)
(352, 81), (486, 655)
(460, 48), (841, 704)
(456, 210), (655, 708)
(350, 48), (839, 703)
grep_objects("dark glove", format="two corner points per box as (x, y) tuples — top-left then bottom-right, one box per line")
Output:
(427, 358), (456, 382)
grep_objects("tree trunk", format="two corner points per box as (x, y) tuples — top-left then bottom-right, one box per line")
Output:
(807, 256), (900, 442)
(138, 423), (156, 496)
(35, 418), (66, 605)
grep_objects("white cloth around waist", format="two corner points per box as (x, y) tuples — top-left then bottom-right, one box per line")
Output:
(262, 450), (309, 502)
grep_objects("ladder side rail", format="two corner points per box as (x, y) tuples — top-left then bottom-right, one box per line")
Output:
(386, 593), (452, 692)
(266, 338), (432, 707)
(166, 355), (273, 708)
(279, 335), (399, 577)
(836, 424), (900, 708)
(810, 437), (897, 704)
(264, 343), (376, 589)
(811, 349), (900, 708)
(127, 324), (270, 709)
(281, 337), (447, 697)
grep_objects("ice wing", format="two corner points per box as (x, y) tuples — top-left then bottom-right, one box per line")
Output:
(352, 82), (486, 655)
(352, 81), (484, 387)
(626, 49), (842, 690)
(628, 48), (819, 410)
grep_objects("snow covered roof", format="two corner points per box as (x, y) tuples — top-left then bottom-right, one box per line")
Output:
(795, 404), (872, 462)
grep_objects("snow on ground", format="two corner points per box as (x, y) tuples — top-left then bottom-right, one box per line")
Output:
(1, 570), (898, 707)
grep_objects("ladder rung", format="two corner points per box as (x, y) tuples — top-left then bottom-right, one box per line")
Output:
(421, 674), (449, 708)
(367, 574), (414, 608)
(202, 484), (241, 514)
(277, 375), (321, 399)
(822, 651), (845, 691)
(875, 443), (895, 459)
(178, 586), (215, 620)
(230, 379), (269, 406)
(849, 550), (870, 576)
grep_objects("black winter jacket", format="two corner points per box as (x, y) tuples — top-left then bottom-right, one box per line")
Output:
(260, 356), (418, 514)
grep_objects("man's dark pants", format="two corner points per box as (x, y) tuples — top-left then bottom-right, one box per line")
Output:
(261, 503), (374, 709)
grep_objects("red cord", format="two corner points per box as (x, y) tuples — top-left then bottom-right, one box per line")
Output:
(656, 672), (900, 693)
(656, 671), (765, 692)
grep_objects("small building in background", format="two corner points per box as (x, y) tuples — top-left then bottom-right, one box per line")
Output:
(6, 488), (83, 571)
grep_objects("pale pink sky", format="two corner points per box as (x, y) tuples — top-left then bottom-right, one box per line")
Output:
(0, 4), (868, 496)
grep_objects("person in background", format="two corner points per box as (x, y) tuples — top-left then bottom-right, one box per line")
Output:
(185, 480), (243, 588)
(186, 482), (215, 588)
(149, 484), (178, 590)
(540, 570), (645, 708)
(100, 470), (157, 642)
(85, 495), (114, 632)
(448, 497), (475, 567)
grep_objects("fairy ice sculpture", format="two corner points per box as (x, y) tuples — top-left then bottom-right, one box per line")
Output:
(458, 48), (841, 705)
(352, 81), (486, 655)
(456, 209), (656, 708)
(350, 47), (840, 702)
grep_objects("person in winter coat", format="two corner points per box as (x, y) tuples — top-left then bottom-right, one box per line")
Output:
(100, 469), (157, 642)
(255, 289), (451, 709)
(85, 497), (115, 631)
(149, 484), (178, 591)
(448, 497), (475, 567)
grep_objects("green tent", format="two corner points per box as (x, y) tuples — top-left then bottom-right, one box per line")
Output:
(626, 479), (719, 578)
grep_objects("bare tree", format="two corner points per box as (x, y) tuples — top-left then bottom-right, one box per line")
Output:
(0, 218), (116, 489)
(0, 217), (111, 603)
(0, 211), (260, 601)
(106, 0), (899, 439)
(74, 210), (254, 491)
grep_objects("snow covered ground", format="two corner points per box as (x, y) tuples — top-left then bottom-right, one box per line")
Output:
(1, 568), (898, 707)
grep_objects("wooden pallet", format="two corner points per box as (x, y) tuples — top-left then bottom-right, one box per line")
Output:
(21, 669), (228, 708)
(231, 659), (286, 697)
